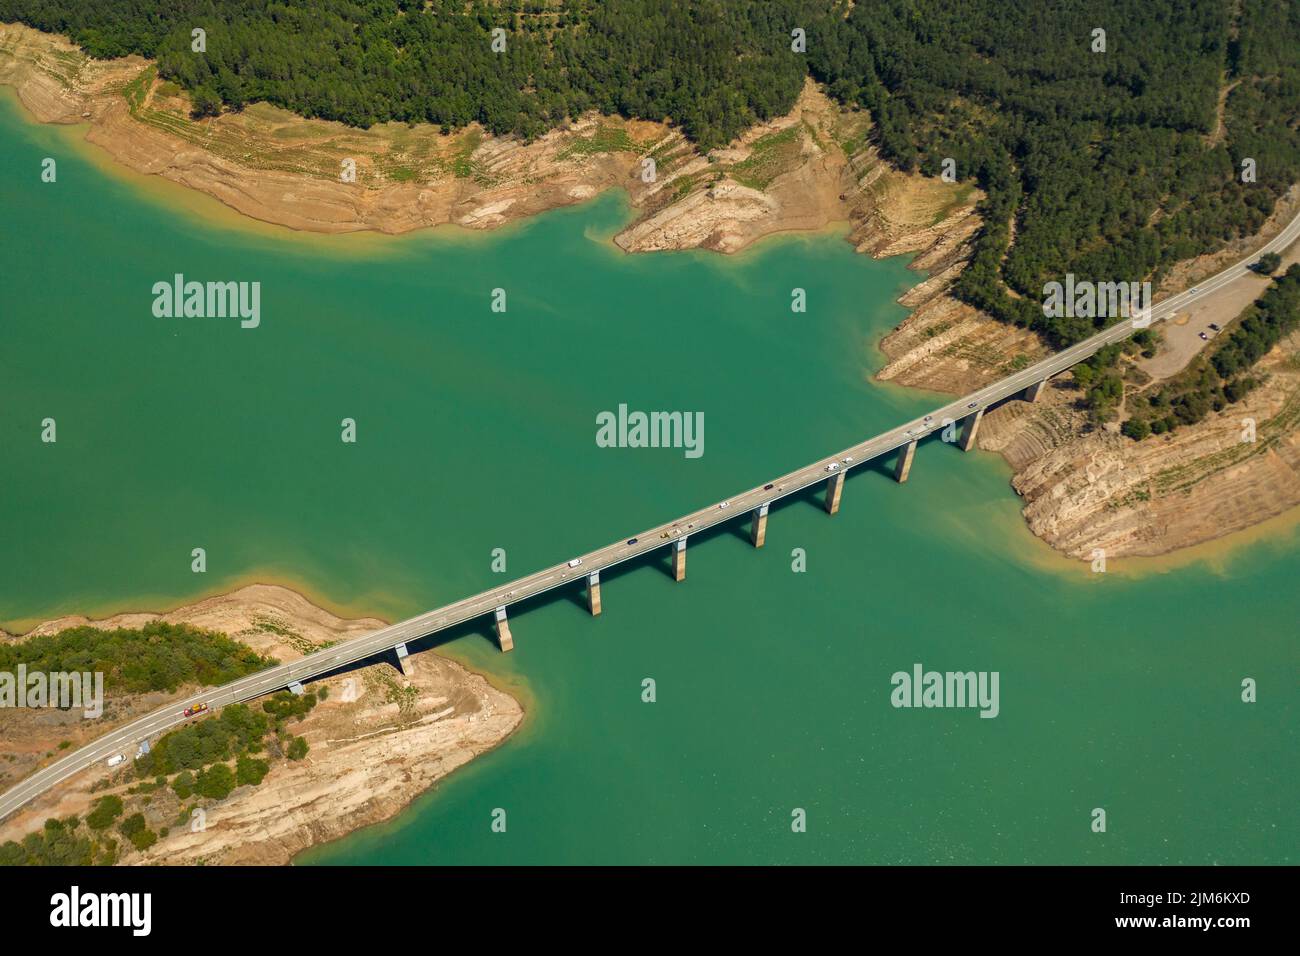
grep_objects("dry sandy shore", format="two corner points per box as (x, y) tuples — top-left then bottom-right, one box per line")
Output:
(4, 20), (1300, 561)
(878, 188), (1300, 559)
(2, 19), (1299, 865)
(0, 585), (523, 865)
(0, 22), (971, 254)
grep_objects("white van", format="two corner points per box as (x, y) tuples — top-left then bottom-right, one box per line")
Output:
(106, 754), (125, 768)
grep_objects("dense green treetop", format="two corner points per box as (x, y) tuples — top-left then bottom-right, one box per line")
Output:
(2, 1), (1297, 348)
(0, 620), (274, 694)
(0, 0), (812, 146)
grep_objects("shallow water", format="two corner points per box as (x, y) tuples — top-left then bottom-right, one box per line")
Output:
(1, 91), (1294, 865)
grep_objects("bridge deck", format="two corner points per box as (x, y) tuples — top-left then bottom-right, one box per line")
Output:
(2, 210), (1298, 823)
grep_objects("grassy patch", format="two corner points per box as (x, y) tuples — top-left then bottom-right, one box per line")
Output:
(449, 128), (482, 179)
(557, 123), (636, 160)
(729, 125), (802, 190)
(121, 65), (155, 114)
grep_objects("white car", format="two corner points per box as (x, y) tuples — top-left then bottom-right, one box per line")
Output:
(842, 456), (854, 464)
(718, 501), (730, 509)
(567, 558), (582, 568)
(825, 462), (841, 473)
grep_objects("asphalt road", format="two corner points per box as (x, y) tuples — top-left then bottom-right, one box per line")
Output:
(2, 210), (1297, 824)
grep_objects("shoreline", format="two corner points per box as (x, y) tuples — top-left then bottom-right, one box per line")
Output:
(2, 487), (1296, 864)
(7, 440), (1300, 659)
(0, 584), (527, 866)
(0, 86), (523, 260)
(873, 190), (1300, 562)
(0, 23), (974, 257)
(5, 21), (1300, 565)
(961, 437), (1300, 580)
(0, 566), (413, 638)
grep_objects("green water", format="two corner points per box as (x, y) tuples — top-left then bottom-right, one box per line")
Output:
(1, 92), (1295, 865)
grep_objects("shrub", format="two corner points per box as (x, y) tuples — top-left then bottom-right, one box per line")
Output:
(1121, 418), (1151, 441)
(195, 763), (235, 800)
(171, 770), (195, 800)
(235, 755), (270, 787)
(86, 795), (124, 831)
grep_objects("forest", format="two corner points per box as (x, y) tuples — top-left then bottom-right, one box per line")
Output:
(0, 0), (814, 147)
(0, 621), (273, 694)
(806, 0), (1300, 347)
(2, 0), (1298, 349)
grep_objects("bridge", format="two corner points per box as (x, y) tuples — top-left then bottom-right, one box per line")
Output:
(2, 210), (1297, 824)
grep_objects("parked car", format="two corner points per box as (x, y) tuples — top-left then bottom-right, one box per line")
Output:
(1198, 331), (1208, 340)
(106, 754), (125, 768)
(1209, 323), (1220, 331)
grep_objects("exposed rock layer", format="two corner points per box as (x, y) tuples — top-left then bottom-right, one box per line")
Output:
(0, 585), (524, 865)
(5, 19), (1299, 561)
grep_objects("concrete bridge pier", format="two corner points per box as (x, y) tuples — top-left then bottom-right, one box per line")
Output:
(394, 641), (413, 676)
(960, 408), (984, 452)
(1023, 377), (1049, 403)
(587, 572), (602, 616)
(494, 606), (514, 652)
(825, 471), (845, 514)
(672, 537), (688, 581)
(751, 502), (769, 547)
(895, 439), (918, 483)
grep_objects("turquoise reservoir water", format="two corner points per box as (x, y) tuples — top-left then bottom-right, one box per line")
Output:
(0, 91), (1294, 864)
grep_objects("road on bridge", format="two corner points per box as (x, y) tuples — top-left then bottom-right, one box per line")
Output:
(3, 209), (1298, 825)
